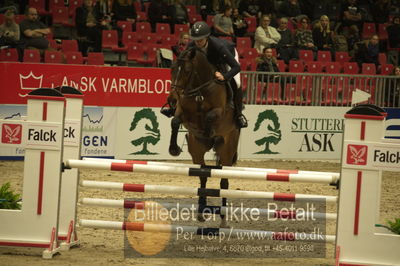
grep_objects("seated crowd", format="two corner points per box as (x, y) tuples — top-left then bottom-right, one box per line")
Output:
(0, 0), (399, 75)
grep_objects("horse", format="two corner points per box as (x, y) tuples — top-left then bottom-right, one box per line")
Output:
(167, 47), (241, 227)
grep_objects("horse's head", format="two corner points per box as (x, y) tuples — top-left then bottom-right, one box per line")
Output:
(171, 47), (215, 97)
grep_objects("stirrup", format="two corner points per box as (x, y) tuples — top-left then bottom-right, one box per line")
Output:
(237, 114), (248, 128)
(160, 103), (175, 118)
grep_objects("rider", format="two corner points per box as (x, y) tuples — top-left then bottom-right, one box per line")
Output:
(161, 21), (248, 128)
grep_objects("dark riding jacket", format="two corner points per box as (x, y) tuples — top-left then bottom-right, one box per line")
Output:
(187, 36), (241, 82)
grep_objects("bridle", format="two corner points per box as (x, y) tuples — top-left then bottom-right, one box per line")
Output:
(171, 48), (215, 102)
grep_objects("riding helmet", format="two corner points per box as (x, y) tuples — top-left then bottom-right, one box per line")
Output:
(190, 21), (211, 40)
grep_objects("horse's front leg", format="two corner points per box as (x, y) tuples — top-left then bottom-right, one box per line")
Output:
(197, 175), (208, 222)
(216, 136), (240, 228)
(187, 133), (210, 222)
(168, 116), (182, 156)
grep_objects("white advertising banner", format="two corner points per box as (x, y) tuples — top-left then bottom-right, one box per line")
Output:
(2, 104), (400, 160)
(115, 107), (215, 160)
(80, 106), (117, 157)
(115, 106), (350, 160)
(0, 105), (117, 158)
(239, 105), (350, 159)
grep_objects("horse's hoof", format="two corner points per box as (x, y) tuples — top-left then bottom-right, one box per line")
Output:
(169, 146), (182, 156)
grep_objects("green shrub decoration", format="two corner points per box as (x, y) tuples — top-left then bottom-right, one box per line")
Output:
(387, 218), (400, 235)
(0, 182), (21, 210)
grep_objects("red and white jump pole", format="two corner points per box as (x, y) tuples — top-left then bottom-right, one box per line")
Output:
(79, 219), (336, 243)
(83, 157), (340, 184)
(83, 157), (340, 181)
(66, 159), (338, 184)
(80, 180), (338, 203)
(80, 198), (338, 220)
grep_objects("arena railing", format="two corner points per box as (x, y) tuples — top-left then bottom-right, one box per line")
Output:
(241, 71), (400, 108)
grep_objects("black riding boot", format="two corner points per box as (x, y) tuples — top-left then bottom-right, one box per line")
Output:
(233, 88), (248, 128)
(160, 102), (176, 118)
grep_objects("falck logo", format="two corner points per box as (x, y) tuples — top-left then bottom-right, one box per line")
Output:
(2, 123), (22, 144)
(347, 144), (368, 165)
(19, 71), (44, 97)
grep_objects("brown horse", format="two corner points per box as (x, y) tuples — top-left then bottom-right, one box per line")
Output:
(168, 47), (240, 226)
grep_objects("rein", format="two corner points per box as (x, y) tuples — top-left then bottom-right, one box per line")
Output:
(171, 49), (219, 101)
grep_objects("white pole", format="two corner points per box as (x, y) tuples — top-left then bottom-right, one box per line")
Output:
(80, 180), (338, 203)
(83, 157), (340, 179)
(67, 159), (338, 184)
(80, 197), (338, 220)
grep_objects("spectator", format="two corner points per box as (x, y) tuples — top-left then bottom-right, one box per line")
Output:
(256, 47), (280, 81)
(387, 16), (400, 48)
(341, 0), (362, 37)
(75, 0), (103, 53)
(232, 8), (248, 37)
(390, 0), (400, 16)
(294, 17), (316, 53)
(0, 2), (18, 14)
(326, 0), (342, 26)
(254, 15), (281, 53)
(168, 0), (189, 33)
(19, 7), (50, 50)
(95, 0), (113, 21)
(148, 0), (169, 32)
(312, 15), (334, 56)
(355, 34), (380, 67)
(200, 0), (217, 20)
(0, 9), (20, 46)
(276, 17), (296, 64)
(299, 0), (316, 20)
(278, 0), (306, 24)
(259, 0), (277, 24)
(171, 31), (189, 57)
(371, 0), (389, 24)
(385, 66), (400, 107)
(238, 0), (260, 18)
(256, 47), (284, 97)
(219, 0), (236, 11)
(213, 6), (234, 38)
(112, 0), (137, 23)
(0, 9), (24, 61)
(309, 1), (328, 22)
(93, 0), (114, 31)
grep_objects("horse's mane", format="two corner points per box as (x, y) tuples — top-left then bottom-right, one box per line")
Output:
(181, 46), (200, 60)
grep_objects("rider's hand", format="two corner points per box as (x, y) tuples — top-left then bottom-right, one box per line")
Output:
(215, 72), (225, 81)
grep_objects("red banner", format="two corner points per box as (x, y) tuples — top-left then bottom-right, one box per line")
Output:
(0, 62), (171, 107)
